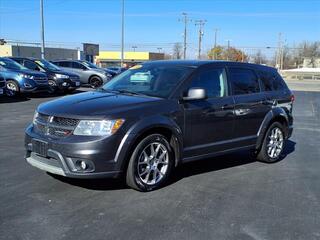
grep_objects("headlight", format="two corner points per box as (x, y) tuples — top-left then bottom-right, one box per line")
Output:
(54, 73), (69, 79)
(18, 73), (34, 80)
(73, 119), (125, 136)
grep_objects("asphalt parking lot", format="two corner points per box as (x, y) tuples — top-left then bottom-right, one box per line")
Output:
(1, 88), (320, 240)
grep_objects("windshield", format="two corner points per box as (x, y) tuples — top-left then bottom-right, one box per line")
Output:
(0, 58), (27, 71)
(81, 61), (98, 69)
(102, 64), (193, 98)
(35, 59), (61, 71)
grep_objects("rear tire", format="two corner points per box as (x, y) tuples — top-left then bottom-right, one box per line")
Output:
(256, 122), (286, 163)
(89, 76), (103, 88)
(126, 134), (174, 192)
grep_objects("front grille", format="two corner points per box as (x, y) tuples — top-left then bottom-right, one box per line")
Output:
(70, 76), (80, 82)
(33, 76), (48, 85)
(34, 114), (78, 138)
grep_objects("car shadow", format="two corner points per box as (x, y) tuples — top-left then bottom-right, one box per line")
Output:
(0, 95), (30, 103)
(48, 140), (296, 191)
(169, 140), (296, 185)
(48, 173), (128, 191)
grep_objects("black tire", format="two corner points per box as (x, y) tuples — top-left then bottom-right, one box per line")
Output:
(126, 134), (174, 192)
(6, 80), (20, 97)
(89, 76), (103, 88)
(256, 122), (286, 163)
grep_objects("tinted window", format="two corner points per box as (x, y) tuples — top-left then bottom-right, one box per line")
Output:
(72, 62), (86, 70)
(56, 61), (71, 67)
(24, 60), (40, 71)
(189, 68), (227, 98)
(259, 71), (286, 91)
(229, 68), (260, 95)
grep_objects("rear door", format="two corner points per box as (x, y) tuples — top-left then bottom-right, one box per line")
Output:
(183, 66), (235, 158)
(228, 67), (269, 146)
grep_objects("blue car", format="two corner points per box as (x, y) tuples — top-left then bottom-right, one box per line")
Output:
(0, 72), (5, 96)
(0, 57), (49, 96)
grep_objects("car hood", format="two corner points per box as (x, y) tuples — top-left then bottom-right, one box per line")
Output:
(9, 69), (47, 77)
(47, 69), (79, 78)
(38, 90), (163, 118)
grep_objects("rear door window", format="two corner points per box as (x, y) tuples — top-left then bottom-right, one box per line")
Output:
(72, 62), (86, 70)
(189, 68), (227, 98)
(228, 67), (260, 95)
(58, 61), (71, 68)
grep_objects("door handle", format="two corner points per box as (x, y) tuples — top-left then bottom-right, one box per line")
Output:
(221, 104), (233, 110)
(262, 100), (277, 106)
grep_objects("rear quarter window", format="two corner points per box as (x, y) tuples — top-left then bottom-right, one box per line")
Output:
(259, 70), (287, 91)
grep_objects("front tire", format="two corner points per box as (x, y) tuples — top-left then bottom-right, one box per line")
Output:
(126, 134), (174, 192)
(89, 76), (103, 88)
(6, 80), (20, 96)
(256, 122), (286, 163)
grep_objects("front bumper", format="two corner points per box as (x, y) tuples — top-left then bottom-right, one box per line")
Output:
(25, 124), (125, 178)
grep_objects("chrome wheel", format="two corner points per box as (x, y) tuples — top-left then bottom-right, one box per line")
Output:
(267, 127), (284, 159)
(137, 142), (169, 185)
(7, 82), (17, 91)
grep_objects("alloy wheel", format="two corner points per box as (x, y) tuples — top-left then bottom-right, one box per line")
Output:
(137, 142), (169, 185)
(267, 127), (284, 159)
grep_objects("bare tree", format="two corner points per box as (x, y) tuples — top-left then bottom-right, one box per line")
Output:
(251, 50), (267, 64)
(172, 42), (183, 59)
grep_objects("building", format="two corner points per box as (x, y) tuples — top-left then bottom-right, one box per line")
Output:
(0, 44), (81, 60)
(95, 51), (165, 67)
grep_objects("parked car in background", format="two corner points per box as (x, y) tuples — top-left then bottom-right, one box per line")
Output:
(106, 66), (127, 74)
(0, 72), (5, 96)
(25, 60), (294, 191)
(0, 57), (49, 96)
(52, 60), (111, 88)
(104, 68), (118, 78)
(10, 57), (81, 94)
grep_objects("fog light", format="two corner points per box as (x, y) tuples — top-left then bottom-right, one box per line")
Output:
(80, 161), (87, 170)
(24, 83), (32, 88)
(62, 82), (68, 87)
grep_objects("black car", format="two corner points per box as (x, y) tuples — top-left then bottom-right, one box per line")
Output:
(10, 57), (81, 93)
(25, 61), (294, 191)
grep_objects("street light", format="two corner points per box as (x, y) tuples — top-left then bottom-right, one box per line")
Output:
(157, 47), (162, 53)
(40, 0), (45, 59)
(132, 46), (137, 52)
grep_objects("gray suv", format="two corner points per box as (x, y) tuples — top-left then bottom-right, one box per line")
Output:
(25, 61), (294, 192)
(52, 60), (110, 88)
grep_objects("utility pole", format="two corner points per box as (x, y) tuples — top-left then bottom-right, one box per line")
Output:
(277, 32), (284, 70)
(213, 28), (219, 59)
(120, 0), (125, 67)
(40, 0), (45, 59)
(226, 39), (231, 61)
(179, 13), (191, 60)
(195, 20), (206, 60)
(132, 46), (137, 52)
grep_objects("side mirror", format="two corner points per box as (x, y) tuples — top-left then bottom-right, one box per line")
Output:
(183, 88), (206, 101)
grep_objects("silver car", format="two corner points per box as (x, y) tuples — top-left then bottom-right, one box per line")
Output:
(52, 60), (110, 88)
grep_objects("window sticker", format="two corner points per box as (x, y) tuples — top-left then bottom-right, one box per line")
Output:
(130, 72), (151, 82)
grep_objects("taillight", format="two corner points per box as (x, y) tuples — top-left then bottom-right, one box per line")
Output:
(290, 94), (295, 102)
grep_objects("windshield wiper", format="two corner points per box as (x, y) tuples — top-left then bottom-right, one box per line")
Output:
(116, 89), (144, 96)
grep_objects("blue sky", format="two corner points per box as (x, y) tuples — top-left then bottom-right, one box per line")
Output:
(0, 0), (319, 58)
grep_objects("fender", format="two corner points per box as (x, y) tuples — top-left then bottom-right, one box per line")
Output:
(256, 107), (289, 149)
(114, 115), (184, 169)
